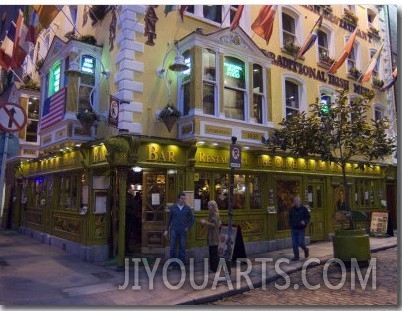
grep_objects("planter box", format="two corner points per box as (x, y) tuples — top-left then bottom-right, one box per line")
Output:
(333, 229), (371, 263)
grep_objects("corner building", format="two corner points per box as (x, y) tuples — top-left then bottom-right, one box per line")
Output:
(4, 5), (397, 266)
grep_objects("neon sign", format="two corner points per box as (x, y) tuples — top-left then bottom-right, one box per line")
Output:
(81, 55), (95, 75)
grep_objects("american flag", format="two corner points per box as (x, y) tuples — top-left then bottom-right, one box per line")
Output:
(40, 88), (66, 130)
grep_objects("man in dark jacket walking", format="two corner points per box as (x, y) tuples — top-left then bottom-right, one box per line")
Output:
(288, 196), (310, 261)
(163, 192), (195, 269)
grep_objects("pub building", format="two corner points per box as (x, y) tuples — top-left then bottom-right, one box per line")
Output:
(3, 5), (396, 267)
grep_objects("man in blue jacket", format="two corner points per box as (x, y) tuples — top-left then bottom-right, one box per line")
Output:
(288, 196), (310, 261)
(163, 192), (195, 269)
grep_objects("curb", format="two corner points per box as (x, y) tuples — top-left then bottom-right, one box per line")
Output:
(184, 243), (398, 305)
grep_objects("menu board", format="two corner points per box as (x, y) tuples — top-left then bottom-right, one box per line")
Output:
(370, 212), (388, 236)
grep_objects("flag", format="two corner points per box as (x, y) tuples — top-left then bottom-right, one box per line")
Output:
(33, 5), (61, 28)
(328, 28), (358, 74)
(11, 11), (28, 69)
(230, 5), (244, 31)
(251, 5), (277, 45)
(361, 42), (384, 84)
(40, 88), (66, 130)
(381, 67), (397, 92)
(295, 15), (323, 60)
(0, 22), (16, 71)
(179, 5), (188, 22)
(164, 5), (178, 16)
(0, 49), (11, 70)
(26, 10), (39, 44)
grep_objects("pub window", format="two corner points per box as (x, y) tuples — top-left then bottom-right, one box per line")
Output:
(355, 180), (375, 207)
(367, 8), (376, 25)
(223, 56), (246, 120)
(285, 80), (299, 119)
(202, 48), (216, 115)
(249, 175), (261, 209)
(320, 93), (332, 117)
(48, 61), (61, 96)
(26, 96), (39, 142)
(203, 5), (222, 23)
(214, 173), (229, 210)
(59, 174), (80, 210)
(282, 12), (296, 46)
(252, 64), (264, 124)
(194, 172), (211, 210)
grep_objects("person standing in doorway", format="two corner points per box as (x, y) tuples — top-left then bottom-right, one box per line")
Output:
(289, 196), (310, 261)
(163, 192), (195, 269)
(200, 200), (221, 273)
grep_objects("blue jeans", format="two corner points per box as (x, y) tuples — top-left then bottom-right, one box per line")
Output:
(291, 228), (308, 258)
(169, 229), (187, 265)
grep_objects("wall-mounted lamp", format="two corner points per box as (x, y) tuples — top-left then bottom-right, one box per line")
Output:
(156, 41), (189, 78)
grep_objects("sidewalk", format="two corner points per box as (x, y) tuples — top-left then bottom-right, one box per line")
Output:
(0, 229), (397, 306)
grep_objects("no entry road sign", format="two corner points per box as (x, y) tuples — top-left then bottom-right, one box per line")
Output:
(0, 102), (28, 132)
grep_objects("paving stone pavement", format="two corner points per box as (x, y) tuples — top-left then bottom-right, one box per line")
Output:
(0, 228), (398, 307)
(208, 246), (399, 306)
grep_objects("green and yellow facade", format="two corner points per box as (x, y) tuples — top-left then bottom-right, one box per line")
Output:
(3, 5), (397, 265)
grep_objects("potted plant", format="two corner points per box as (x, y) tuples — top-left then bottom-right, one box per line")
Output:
(104, 136), (130, 164)
(368, 25), (380, 38)
(264, 88), (396, 263)
(283, 41), (301, 56)
(372, 77), (385, 89)
(348, 66), (362, 80)
(343, 8), (359, 26)
(158, 104), (181, 132)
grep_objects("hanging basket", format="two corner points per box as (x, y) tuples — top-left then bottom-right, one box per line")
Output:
(162, 115), (178, 132)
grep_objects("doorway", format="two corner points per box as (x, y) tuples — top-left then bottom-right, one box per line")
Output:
(306, 182), (326, 241)
(125, 170), (143, 255)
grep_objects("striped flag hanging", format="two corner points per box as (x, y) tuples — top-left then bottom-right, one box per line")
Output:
(295, 15), (323, 61)
(381, 67), (397, 92)
(40, 88), (66, 130)
(328, 28), (358, 74)
(251, 5), (277, 45)
(33, 5), (61, 28)
(361, 42), (384, 84)
(11, 11), (28, 70)
(230, 5), (244, 31)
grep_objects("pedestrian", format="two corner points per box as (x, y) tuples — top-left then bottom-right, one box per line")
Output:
(288, 196), (310, 261)
(200, 200), (222, 273)
(163, 192), (195, 270)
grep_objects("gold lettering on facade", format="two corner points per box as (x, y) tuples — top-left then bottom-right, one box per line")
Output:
(205, 125), (232, 136)
(147, 145), (176, 163)
(241, 131), (262, 140)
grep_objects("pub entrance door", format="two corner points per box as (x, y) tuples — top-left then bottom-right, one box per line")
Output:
(306, 181), (326, 241)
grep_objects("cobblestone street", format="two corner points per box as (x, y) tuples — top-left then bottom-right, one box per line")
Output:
(209, 247), (398, 306)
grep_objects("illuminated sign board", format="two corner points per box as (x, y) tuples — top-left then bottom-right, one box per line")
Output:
(224, 62), (243, 79)
(81, 55), (95, 75)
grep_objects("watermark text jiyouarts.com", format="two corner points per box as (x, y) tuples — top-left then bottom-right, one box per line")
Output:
(118, 257), (376, 291)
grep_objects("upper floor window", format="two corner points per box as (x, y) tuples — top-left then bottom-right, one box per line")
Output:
(374, 105), (384, 121)
(369, 49), (380, 79)
(317, 29), (330, 62)
(282, 12), (296, 45)
(252, 64), (264, 123)
(347, 42), (358, 72)
(320, 93), (332, 117)
(181, 49), (192, 116)
(48, 61), (61, 97)
(367, 8), (376, 25)
(202, 48), (216, 115)
(223, 56), (246, 120)
(285, 80), (299, 119)
(186, 5), (235, 26)
(78, 55), (96, 112)
(26, 96), (39, 143)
